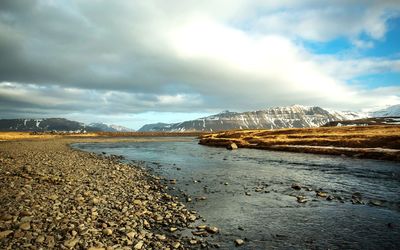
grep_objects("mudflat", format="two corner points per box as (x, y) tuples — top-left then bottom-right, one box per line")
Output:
(0, 138), (197, 249)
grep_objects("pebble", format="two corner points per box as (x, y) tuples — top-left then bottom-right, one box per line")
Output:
(19, 222), (31, 231)
(235, 239), (245, 246)
(172, 242), (181, 248)
(134, 240), (144, 249)
(63, 237), (79, 248)
(103, 228), (113, 235)
(0, 230), (13, 239)
(291, 183), (301, 190)
(206, 226), (219, 234)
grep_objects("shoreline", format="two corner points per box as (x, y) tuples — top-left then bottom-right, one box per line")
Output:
(0, 138), (204, 249)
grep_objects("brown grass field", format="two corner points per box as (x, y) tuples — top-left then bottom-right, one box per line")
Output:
(0, 131), (207, 141)
(199, 126), (400, 161)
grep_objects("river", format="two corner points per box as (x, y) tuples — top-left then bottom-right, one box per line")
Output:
(73, 137), (400, 249)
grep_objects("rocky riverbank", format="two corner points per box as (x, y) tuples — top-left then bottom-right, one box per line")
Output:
(0, 139), (202, 249)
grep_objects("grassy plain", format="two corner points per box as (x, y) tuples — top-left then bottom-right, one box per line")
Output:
(199, 126), (400, 161)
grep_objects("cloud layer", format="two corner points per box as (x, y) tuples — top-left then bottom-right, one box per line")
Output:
(0, 0), (399, 127)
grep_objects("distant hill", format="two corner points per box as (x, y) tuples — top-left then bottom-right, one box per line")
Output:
(371, 104), (400, 117)
(138, 105), (366, 132)
(0, 118), (134, 132)
(88, 123), (134, 132)
(323, 117), (400, 127)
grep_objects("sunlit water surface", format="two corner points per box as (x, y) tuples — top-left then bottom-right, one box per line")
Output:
(73, 138), (400, 249)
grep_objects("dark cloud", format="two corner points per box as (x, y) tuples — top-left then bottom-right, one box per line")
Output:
(0, 0), (399, 126)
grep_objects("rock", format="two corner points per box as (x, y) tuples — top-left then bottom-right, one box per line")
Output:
(234, 239), (245, 246)
(102, 228), (113, 235)
(189, 239), (198, 245)
(369, 200), (382, 206)
(134, 240), (144, 249)
(291, 183), (301, 190)
(127, 231), (136, 239)
(238, 226), (244, 231)
(245, 192), (251, 196)
(172, 242), (181, 249)
(19, 222), (31, 230)
(35, 235), (45, 243)
(0, 230), (13, 239)
(92, 197), (100, 205)
(206, 226), (219, 234)
(170, 179), (177, 184)
(64, 237), (80, 248)
(316, 191), (327, 198)
(197, 225), (207, 230)
(297, 196), (308, 203)
(227, 143), (238, 150)
(326, 195), (334, 201)
(170, 227), (178, 232)
(156, 234), (166, 240)
(88, 248), (106, 250)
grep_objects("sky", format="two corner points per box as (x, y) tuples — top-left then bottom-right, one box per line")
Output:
(0, 0), (399, 129)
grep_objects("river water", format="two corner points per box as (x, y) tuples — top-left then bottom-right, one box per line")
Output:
(73, 137), (400, 249)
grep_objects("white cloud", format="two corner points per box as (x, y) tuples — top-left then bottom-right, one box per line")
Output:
(0, 0), (399, 124)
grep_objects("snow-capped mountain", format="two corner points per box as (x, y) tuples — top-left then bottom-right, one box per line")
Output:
(139, 105), (366, 132)
(370, 104), (400, 117)
(0, 118), (134, 132)
(88, 123), (135, 132)
(0, 118), (87, 132)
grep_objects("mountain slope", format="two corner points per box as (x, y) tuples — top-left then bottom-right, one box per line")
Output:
(0, 118), (86, 132)
(139, 105), (362, 132)
(371, 104), (400, 117)
(0, 118), (134, 132)
(88, 123), (135, 132)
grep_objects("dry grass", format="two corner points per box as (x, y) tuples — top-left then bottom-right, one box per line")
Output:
(0, 132), (98, 141)
(0, 131), (207, 141)
(199, 126), (400, 161)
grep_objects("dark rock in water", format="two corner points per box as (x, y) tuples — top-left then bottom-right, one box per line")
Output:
(326, 195), (334, 201)
(291, 183), (301, 190)
(316, 191), (328, 198)
(369, 200), (382, 206)
(387, 223), (395, 229)
(297, 196), (308, 203)
(352, 192), (362, 199)
(227, 143), (238, 150)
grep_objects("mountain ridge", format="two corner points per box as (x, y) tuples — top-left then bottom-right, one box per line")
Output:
(138, 104), (399, 132)
(0, 118), (134, 132)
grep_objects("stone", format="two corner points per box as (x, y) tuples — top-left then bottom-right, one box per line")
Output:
(297, 196), (308, 203)
(35, 235), (45, 243)
(291, 183), (301, 190)
(0, 230), (13, 240)
(369, 200), (382, 206)
(102, 228), (113, 235)
(206, 226), (219, 234)
(64, 237), (80, 248)
(227, 143), (238, 150)
(169, 227), (178, 232)
(172, 242), (181, 249)
(92, 197), (100, 205)
(88, 248), (106, 250)
(235, 239), (245, 246)
(316, 191), (327, 198)
(156, 234), (166, 240)
(189, 239), (198, 245)
(134, 240), (144, 249)
(19, 222), (31, 230)
(127, 231), (136, 239)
